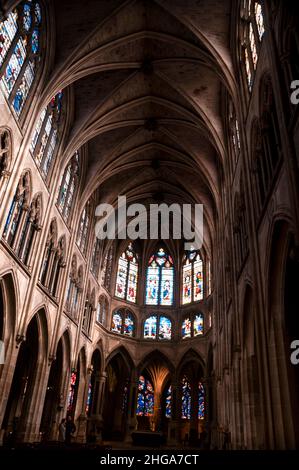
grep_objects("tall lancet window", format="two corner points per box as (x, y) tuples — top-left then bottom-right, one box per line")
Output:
(182, 249), (203, 304)
(146, 247), (174, 306)
(30, 91), (63, 179)
(136, 376), (154, 416)
(115, 242), (138, 303)
(0, 1), (43, 115)
(57, 151), (79, 223)
(76, 199), (92, 255)
(241, 1), (265, 90)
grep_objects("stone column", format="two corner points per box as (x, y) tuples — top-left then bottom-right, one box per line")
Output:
(168, 381), (181, 446)
(125, 377), (139, 442)
(75, 366), (92, 444)
(92, 372), (107, 444)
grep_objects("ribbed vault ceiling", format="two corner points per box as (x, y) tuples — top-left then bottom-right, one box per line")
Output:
(4, 0), (237, 250)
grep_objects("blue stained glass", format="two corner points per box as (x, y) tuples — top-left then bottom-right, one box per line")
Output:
(85, 379), (92, 414)
(31, 28), (39, 53)
(194, 314), (203, 336)
(146, 266), (159, 305)
(34, 3), (42, 23)
(165, 385), (171, 418)
(124, 313), (134, 336)
(160, 267), (173, 305)
(3, 197), (16, 236)
(1, 38), (27, 96)
(111, 312), (122, 334)
(146, 248), (174, 306)
(23, 3), (32, 31)
(159, 316), (171, 340)
(0, 10), (18, 67)
(144, 316), (157, 339)
(182, 317), (191, 339)
(182, 376), (191, 419)
(198, 382), (205, 419)
(68, 370), (77, 413)
(136, 376), (154, 416)
(12, 61), (34, 114)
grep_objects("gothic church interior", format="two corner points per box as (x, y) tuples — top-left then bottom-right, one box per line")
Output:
(0, 0), (299, 450)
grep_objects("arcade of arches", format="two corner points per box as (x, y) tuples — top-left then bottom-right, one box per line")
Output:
(0, 0), (299, 450)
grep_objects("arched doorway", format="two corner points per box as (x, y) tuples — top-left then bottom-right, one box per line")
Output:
(1, 315), (39, 443)
(39, 337), (64, 441)
(178, 351), (205, 446)
(103, 349), (132, 441)
(86, 348), (102, 442)
(267, 221), (299, 448)
(136, 352), (173, 437)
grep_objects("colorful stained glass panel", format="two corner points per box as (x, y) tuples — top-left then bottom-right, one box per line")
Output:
(111, 312), (122, 334)
(194, 314), (203, 336)
(127, 261), (138, 302)
(146, 266), (159, 305)
(198, 382), (205, 419)
(144, 316), (157, 339)
(159, 316), (171, 340)
(0, 11), (18, 67)
(182, 376), (191, 419)
(193, 256), (203, 301)
(160, 267), (173, 305)
(182, 260), (192, 304)
(124, 313), (134, 336)
(182, 317), (191, 339)
(115, 256), (128, 299)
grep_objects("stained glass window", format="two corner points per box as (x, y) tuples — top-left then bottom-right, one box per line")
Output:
(102, 245), (113, 291)
(146, 247), (174, 306)
(111, 308), (134, 337)
(198, 382), (205, 419)
(144, 315), (172, 340)
(91, 238), (101, 278)
(76, 199), (91, 255)
(254, 2), (264, 40)
(182, 250), (203, 304)
(182, 317), (191, 339)
(57, 151), (79, 223)
(242, 1), (264, 91)
(3, 171), (30, 250)
(30, 91), (63, 179)
(67, 370), (77, 413)
(159, 316), (172, 340)
(136, 376), (154, 416)
(182, 376), (191, 419)
(85, 379), (92, 414)
(165, 385), (171, 418)
(182, 314), (204, 339)
(0, 1), (42, 116)
(115, 243), (138, 303)
(96, 296), (107, 325)
(194, 314), (204, 336)
(249, 23), (258, 69)
(111, 312), (122, 334)
(144, 316), (157, 339)
(124, 312), (134, 336)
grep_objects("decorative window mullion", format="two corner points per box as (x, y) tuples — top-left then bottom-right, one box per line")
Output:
(32, 109), (50, 161)
(40, 125), (57, 177)
(0, 32), (20, 80)
(11, 204), (28, 251)
(44, 247), (56, 289)
(17, 210), (31, 260)
(8, 51), (31, 104)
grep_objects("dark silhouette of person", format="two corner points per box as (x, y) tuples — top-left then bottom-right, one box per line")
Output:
(65, 415), (76, 445)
